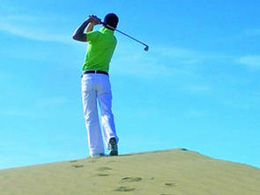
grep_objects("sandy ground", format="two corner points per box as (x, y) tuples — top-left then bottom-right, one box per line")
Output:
(0, 149), (260, 195)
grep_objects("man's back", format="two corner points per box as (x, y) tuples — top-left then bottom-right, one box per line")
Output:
(83, 27), (117, 73)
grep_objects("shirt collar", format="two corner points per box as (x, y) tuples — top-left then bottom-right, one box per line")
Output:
(100, 27), (115, 34)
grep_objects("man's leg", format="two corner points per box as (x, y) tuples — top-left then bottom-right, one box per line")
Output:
(97, 75), (119, 150)
(81, 75), (104, 156)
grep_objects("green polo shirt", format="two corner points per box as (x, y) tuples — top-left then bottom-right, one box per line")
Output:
(82, 27), (117, 72)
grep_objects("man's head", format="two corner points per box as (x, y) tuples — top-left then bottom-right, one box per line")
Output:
(103, 13), (119, 30)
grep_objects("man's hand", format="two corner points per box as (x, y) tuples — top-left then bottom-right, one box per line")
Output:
(88, 15), (102, 25)
(86, 15), (101, 33)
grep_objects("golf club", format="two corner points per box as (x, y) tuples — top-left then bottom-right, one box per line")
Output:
(105, 24), (149, 51)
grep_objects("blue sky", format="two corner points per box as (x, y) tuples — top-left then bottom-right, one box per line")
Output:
(0, 0), (260, 169)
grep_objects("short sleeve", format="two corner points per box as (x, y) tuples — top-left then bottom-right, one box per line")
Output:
(86, 31), (101, 43)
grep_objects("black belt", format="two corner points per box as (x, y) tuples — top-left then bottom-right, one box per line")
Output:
(83, 70), (109, 76)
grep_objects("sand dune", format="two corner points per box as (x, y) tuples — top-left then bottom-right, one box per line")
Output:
(1, 149), (260, 195)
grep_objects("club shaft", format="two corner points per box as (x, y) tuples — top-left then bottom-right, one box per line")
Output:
(115, 29), (148, 47)
(105, 24), (148, 47)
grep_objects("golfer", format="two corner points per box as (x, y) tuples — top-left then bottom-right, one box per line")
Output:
(72, 13), (119, 157)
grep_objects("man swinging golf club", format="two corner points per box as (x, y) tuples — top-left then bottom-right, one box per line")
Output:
(72, 13), (119, 157)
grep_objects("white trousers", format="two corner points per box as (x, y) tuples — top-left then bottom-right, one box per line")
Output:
(81, 73), (118, 156)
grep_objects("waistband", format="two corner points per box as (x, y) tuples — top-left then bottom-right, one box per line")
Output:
(82, 70), (109, 76)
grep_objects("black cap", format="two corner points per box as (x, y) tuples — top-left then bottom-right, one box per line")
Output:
(104, 13), (119, 29)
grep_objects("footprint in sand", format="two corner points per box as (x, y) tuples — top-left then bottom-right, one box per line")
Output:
(96, 167), (112, 176)
(165, 182), (176, 187)
(97, 173), (110, 177)
(121, 177), (142, 182)
(97, 167), (113, 171)
(160, 194), (175, 195)
(72, 165), (84, 168)
(115, 186), (136, 192)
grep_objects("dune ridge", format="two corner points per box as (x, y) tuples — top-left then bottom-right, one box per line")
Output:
(1, 149), (260, 195)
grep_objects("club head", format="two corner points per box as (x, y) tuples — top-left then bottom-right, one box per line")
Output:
(144, 45), (149, 51)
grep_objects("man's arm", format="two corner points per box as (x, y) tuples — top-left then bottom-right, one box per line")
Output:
(72, 16), (101, 42)
(72, 19), (89, 42)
